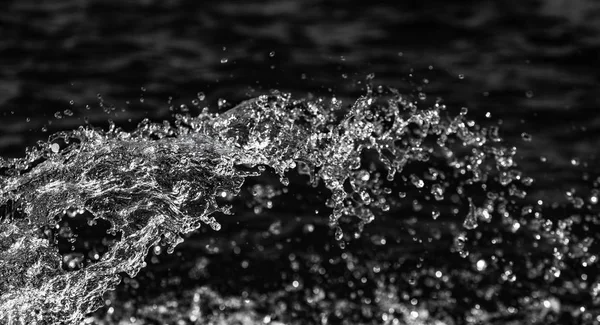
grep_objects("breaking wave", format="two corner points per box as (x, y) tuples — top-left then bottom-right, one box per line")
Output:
(0, 87), (594, 324)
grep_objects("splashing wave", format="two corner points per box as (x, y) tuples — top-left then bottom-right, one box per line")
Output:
(0, 88), (532, 324)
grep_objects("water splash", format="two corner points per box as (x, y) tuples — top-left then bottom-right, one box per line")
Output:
(0, 87), (573, 324)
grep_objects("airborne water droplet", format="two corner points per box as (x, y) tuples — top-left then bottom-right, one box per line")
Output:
(50, 143), (60, 153)
(463, 198), (478, 230)
(218, 98), (227, 109)
(521, 132), (532, 141)
(410, 174), (424, 188)
(303, 224), (314, 233)
(549, 266), (561, 278)
(269, 220), (282, 235)
(590, 190), (599, 204)
(476, 259), (487, 271)
(334, 227), (344, 241)
(431, 184), (444, 201)
(592, 282), (600, 297)
(357, 170), (370, 181)
(210, 222), (221, 231)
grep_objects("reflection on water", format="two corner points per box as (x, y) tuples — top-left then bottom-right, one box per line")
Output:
(1, 0), (600, 324)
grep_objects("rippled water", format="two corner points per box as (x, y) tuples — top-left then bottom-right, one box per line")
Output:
(1, 1), (600, 324)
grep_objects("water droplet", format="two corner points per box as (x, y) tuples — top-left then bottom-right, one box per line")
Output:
(521, 132), (532, 141)
(410, 175), (424, 188)
(280, 177), (289, 186)
(573, 197), (584, 209)
(431, 184), (444, 201)
(550, 266), (561, 278)
(511, 221), (521, 232)
(463, 198), (478, 230)
(592, 282), (600, 297)
(357, 170), (370, 181)
(476, 259), (487, 271)
(269, 221), (282, 235)
(210, 222), (221, 231)
(334, 227), (344, 241)
(50, 143), (60, 153)
(218, 98), (227, 109)
(502, 268), (516, 282)
(303, 224), (314, 233)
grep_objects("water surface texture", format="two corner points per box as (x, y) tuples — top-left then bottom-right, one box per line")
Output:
(1, 1), (600, 324)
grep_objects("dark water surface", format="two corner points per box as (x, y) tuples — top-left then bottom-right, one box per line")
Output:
(1, 1), (600, 324)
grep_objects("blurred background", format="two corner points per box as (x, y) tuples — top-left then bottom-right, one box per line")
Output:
(2, 0), (599, 161)
(1, 0), (600, 324)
